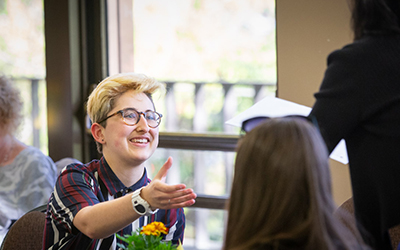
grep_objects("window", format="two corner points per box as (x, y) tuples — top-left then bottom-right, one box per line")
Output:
(108, 0), (276, 135)
(0, 0), (48, 154)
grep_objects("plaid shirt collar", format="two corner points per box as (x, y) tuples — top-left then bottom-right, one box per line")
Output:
(97, 156), (149, 197)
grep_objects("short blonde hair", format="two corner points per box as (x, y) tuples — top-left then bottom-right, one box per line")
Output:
(87, 73), (165, 153)
(0, 75), (23, 135)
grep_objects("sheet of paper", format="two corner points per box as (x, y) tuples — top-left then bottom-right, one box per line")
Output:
(225, 96), (349, 164)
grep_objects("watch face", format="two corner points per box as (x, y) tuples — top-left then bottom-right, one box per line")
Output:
(135, 204), (146, 214)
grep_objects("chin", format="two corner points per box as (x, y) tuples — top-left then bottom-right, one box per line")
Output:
(132, 151), (154, 162)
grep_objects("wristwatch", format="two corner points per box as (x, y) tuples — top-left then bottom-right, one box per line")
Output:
(131, 187), (158, 216)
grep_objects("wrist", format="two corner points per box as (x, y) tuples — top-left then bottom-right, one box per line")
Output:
(131, 187), (158, 216)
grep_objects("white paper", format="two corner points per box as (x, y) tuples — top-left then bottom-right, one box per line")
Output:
(225, 96), (349, 164)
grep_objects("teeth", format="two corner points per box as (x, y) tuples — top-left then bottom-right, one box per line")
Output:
(132, 139), (147, 143)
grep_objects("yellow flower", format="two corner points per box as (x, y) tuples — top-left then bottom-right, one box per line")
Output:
(176, 239), (184, 250)
(117, 221), (180, 250)
(140, 221), (169, 236)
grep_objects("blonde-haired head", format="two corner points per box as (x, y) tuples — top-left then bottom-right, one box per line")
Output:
(87, 73), (165, 124)
(87, 73), (165, 153)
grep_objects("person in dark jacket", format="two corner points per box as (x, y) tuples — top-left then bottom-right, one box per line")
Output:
(309, 0), (400, 249)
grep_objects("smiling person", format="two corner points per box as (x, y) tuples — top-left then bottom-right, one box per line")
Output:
(43, 73), (197, 250)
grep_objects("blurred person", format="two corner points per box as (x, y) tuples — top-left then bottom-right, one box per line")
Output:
(309, 0), (400, 248)
(43, 73), (197, 250)
(0, 75), (57, 244)
(223, 117), (369, 250)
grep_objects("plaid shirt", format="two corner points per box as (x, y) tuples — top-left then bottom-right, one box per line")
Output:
(43, 157), (185, 250)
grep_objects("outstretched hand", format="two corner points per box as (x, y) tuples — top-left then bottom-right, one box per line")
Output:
(141, 157), (197, 210)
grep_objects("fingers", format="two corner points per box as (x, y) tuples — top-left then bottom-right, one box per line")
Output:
(150, 180), (186, 192)
(142, 182), (197, 210)
(141, 156), (197, 210)
(153, 157), (173, 183)
(161, 190), (197, 210)
(163, 188), (196, 202)
(148, 181), (191, 200)
(170, 192), (197, 206)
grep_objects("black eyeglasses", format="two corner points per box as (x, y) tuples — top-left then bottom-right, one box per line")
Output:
(98, 108), (163, 128)
(241, 115), (316, 133)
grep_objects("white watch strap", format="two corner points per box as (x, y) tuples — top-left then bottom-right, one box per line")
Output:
(131, 187), (159, 216)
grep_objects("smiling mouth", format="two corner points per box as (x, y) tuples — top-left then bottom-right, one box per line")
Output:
(131, 138), (149, 143)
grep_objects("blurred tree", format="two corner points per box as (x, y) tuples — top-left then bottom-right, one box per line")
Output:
(0, 0), (45, 78)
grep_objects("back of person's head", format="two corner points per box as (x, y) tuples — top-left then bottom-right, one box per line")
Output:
(0, 75), (23, 136)
(87, 72), (165, 153)
(351, 0), (400, 40)
(223, 118), (366, 250)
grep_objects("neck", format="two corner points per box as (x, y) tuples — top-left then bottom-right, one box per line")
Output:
(103, 153), (145, 187)
(0, 135), (15, 166)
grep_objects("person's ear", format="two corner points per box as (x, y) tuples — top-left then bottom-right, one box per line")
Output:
(91, 123), (105, 143)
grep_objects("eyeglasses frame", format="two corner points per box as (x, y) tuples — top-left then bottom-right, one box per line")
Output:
(97, 108), (163, 128)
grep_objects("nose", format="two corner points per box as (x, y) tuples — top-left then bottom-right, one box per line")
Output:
(135, 114), (150, 132)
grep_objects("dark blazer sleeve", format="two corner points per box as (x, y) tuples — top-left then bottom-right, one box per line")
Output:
(309, 46), (365, 153)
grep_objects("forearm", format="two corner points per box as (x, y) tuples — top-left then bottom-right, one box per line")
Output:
(73, 182), (195, 239)
(71, 160), (196, 240)
(73, 194), (138, 239)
